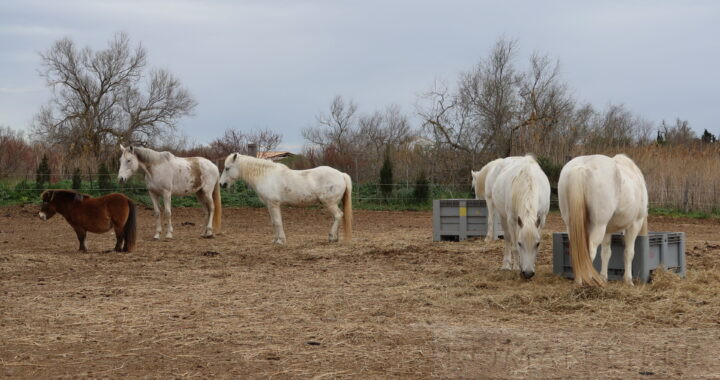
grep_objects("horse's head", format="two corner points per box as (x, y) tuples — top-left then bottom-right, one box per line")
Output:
(515, 215), (544, 279)
(39, 190), (58, 220)
(219, 153), (241, 188)
(118, 144), (139, 183)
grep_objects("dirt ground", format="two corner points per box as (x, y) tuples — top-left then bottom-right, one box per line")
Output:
(1, 204), (719, 379)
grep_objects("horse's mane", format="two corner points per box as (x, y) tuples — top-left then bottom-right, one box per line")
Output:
(236, 154), (287, 182)
(511, 156), (540, 221)
(133, 146), (174, 164)
(41, 189), (91, 203)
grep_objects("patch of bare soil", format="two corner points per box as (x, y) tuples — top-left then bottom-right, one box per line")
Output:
(1, 206), (719, 378)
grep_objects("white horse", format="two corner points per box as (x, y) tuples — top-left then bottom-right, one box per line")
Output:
(558, 154), (648, 286)
(117, 145), (222, 239)
(489, 155), (550, 279)
(471, 156), (524, 240)
(219, 153), (352, 244)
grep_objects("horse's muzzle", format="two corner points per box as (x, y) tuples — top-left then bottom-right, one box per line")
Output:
(520, 270), (535, 280)
(118, 177), (126, 184)
(220, 182), (228, 189)
(38, 212), (47, 220)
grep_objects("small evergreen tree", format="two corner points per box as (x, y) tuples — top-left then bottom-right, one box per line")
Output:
(97, 162), (112, 191)
(71, 168), (82, 190)
(35, 154), (50, 189)
(656, 130), (666, 145)
(379, 149), (394, 199)
(701, 129), (716, 144)
(413, 170), (430, 204)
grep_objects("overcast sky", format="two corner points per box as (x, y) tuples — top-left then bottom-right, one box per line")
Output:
(1, 0), (718, 151)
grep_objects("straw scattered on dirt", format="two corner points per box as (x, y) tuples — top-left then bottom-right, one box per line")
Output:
(1, 205), (719, 378)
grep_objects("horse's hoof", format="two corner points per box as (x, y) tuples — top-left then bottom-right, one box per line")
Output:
(624, 278), (634, 286)
(153, 235), (160, 240)
(500, 265), (511, 271)
(202, 234), (214, 239)
(328, 235), (338, 243)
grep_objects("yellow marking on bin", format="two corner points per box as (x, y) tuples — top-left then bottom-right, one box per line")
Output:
(459, 207), (467, 217)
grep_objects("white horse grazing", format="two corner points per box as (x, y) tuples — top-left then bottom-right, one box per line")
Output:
(558, 154), (648, 286)
(219, 153), (352, 244)
(117, 145), (222, 239)
(471, 156), (524, 240)
(489, 155), (551, 279)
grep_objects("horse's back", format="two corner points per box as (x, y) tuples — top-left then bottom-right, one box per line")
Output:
(560, 154), (646, 228)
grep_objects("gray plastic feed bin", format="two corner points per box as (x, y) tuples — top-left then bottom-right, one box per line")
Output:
(552, 232), (686, 283)
(433, 199), (503, 241)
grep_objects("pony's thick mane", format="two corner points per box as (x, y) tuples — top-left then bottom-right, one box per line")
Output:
(42, 189), (91, 202)
(237, 155), (287, 182)
(511, 157), (539, 221)
(133, 146), (174, 164)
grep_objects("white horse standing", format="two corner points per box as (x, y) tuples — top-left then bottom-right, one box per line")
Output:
(489, 155), (551, 279)
(558, 154), (648, 286)
(117, 145), (222, 239)
(471, 156), (524, 240)
(219, 153), (352, 244)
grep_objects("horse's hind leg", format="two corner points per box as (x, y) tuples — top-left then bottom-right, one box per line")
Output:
(325, 202), (343, 243)
(600, 233), (612, 280)
(622, 220), (643, 286)
(149, 191), (163, 240)
(114, 224), (125, 252)
(267, 203), (286, 244)
(197, 189), (214, 238)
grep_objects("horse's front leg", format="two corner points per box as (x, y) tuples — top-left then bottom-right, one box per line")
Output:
(500, 216), (512, 270)
(163, 191), (173, 239)
(267, 203), (286, 244)
(149, 191), (163, 240)
(74, 228), (87, 252)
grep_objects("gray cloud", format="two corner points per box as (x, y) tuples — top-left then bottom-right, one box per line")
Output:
(1, 0), (718, 150)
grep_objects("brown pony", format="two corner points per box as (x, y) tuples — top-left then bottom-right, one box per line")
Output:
(39, 190), (137, 252)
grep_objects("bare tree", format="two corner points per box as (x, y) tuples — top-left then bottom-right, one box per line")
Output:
(302, 95), (358, 153)
(246, 128), (283, 153)
(32, 32), (196, 160)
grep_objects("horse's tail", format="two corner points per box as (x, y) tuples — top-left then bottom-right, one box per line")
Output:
(342, 173), (353, 242)
(565, 167), (605, 287)
(641, 216), (649, 236)
(212, 181), (222, 233)
(124, 199), (137, 252)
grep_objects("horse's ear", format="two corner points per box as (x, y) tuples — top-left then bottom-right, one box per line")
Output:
(120, 144), (125, 152)
(129, 146), (134, 153)
(232, 153), (238, 162)
(49, 191), (56, 202)
(517, 216), (523, 228)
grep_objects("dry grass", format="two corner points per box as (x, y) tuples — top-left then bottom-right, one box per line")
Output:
(601, 145), (720, 212)
(1, 206), (720, 378)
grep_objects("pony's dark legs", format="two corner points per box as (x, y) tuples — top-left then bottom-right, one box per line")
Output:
(74, 228), (87, 252)
(114, 224), (125, 252)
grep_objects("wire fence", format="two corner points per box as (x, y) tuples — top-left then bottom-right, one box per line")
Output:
(4, 172), (720, 212)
